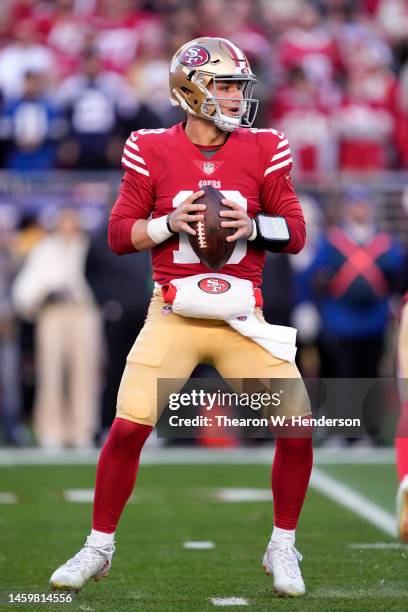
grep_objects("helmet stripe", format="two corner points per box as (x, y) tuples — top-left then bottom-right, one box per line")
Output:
(220, 38), (243, 67)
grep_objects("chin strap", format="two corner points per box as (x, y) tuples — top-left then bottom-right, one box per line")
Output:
(214, 119), (237, 132)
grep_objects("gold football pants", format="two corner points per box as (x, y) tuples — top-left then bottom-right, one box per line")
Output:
(116, 290), (310, 426)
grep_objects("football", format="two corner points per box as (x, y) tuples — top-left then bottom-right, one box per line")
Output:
(188, 185), (235, 270)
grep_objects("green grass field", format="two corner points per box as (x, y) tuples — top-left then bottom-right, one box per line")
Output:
(1, 458), (407, 611)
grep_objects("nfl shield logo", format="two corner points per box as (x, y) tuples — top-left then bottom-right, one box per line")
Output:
(203, 162), (215, 175)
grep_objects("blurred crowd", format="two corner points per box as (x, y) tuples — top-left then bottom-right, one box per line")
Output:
(1, 0), (408, 447)
(0, 206), (152, 446)
(0, 0), (406, 174)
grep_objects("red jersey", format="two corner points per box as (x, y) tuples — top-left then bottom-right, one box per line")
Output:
(108, 122), (305, 286)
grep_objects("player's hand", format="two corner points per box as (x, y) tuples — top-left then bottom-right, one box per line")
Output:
(220, 199), (253, 242)
(168, 191), (205, 236)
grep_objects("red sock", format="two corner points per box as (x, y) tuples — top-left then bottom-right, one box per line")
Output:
(92, 417), (152, 533)
(396, 403), (408, 482)
(272, 437), (313, 530)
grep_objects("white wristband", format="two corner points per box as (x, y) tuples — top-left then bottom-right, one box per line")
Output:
(247, 218), (258, 241)
(147, 215), (173, 244)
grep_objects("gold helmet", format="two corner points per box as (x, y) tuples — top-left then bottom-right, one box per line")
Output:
(169, 37), (258, 132)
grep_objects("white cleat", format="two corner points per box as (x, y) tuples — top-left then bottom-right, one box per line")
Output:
(396, 474), (408, 542)
(262, 541), (306, 597)
(49, 538), (115, 592)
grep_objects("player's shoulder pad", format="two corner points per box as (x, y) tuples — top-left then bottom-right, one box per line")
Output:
(121, 128), (167, 179)
(249, 128), (292, 179)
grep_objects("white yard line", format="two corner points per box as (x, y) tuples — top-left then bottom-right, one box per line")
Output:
(210, 597), (249, 606)
(183, 541), (215, 550)
(62, 489), (137, 504)
(0, 492), (18, 503)
(214, 488), (271, 502)
(62, 489), (95, 503)
(310, 467), (396, 537)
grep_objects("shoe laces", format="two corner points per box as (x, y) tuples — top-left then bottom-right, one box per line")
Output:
(64, 541), (114, 571)
(269, 541), (302, 579)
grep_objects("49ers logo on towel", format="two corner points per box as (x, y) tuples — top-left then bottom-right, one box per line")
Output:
(198, 278), (231, 294)
(179, 45), (210, 67)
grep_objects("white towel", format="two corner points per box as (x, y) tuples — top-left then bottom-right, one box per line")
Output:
(227, 314), (297, 363)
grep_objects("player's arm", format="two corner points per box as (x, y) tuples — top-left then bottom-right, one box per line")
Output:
(129, 191), (206, 250)
(254, 131), (304, 253)
(246, 132), (305, 254)
(108, 170), (156, 253)
(108, 133), (206, 253)
(256, 171), (306, 254)
(109, 181), (206, 253)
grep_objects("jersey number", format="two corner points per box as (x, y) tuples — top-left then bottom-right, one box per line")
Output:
(172, 190), (247, 265)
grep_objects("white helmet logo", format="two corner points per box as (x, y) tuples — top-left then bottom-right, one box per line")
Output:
(179, 45), (210, 67)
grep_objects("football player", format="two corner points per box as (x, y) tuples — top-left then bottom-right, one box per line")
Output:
(396, 292), (408, 540)
(50, 37), (312, 598)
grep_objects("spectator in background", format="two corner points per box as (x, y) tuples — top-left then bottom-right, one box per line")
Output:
(12, 208), (101, 449)
(0, 209), (23, 445)
(395, 61), (408, 169)
(85, 213), (151, 440)
(9, 0), (48, 23)
(91, 0), (163, 75)
(259, 0), (303, 42)
(335, 40), (397, 171)
(290, 195), (323, 377)
(199, 0), (274, 100)
(262, 253), (295, 328)
(276, 1), (341, 87)
(376, 0), (408, 70)
(329, 1), (385, 71)
(269, 66), (339, 177)
(308, 186), (404, 378)
(128, 55), (183, 127)
(127, 3), (194, 126)
(40, 0), (92, 79)
(0, 70), (65, 170)
(0, 18), (55, 101)
(195, 0), (224, 35)
(57, 48), (161, 169)
(164, 3), (197, 56)
(13, 212), (46, 436)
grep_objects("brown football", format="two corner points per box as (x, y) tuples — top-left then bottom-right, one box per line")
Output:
(188, 185), (235, 270)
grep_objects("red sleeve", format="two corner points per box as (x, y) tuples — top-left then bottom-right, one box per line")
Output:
(260, 171), (306, 254)
(108, 171), (154, 255)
